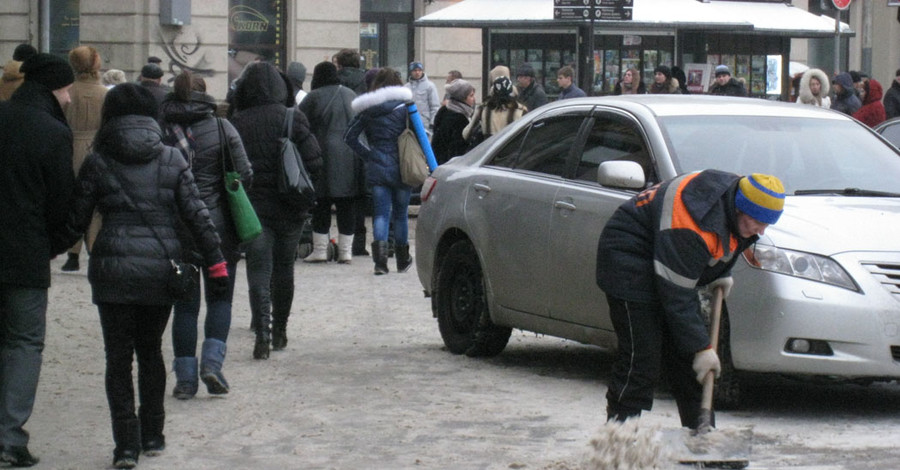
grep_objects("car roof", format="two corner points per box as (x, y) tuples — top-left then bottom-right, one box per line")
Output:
(537, 95), (849, 120)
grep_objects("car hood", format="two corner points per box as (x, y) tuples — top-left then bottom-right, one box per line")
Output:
(762, 197), (900, 255)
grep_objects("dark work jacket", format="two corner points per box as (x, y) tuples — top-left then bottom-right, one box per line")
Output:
(337, 67), (368, 95)
(0, 81), (76, 288)
(344, 86), (413, 188)
(159, 94), (253, 262)
(596, 170), (758, 355)
(708, 78), (748, 97)
(68, 115), (224, 306)
(431, 105), (471, 165)
(517, 81), (547, 111)
(229, 62), (323, 223)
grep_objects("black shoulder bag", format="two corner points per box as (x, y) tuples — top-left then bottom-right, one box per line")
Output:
(104, 154), (198, 301)
(277, 107), (317, 210)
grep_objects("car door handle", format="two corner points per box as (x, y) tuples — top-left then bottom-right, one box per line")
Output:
(554, 200), (577, 211)
(473, 183), (491, 193)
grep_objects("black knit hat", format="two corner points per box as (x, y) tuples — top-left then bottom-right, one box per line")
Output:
(13, 44), (37, 62)
(141, 63), (164, 80)
(654, 65), (672, 81)
(21, 53), (75, 91)
(101, 83), (158, 123)
(311, 61), (340, 90)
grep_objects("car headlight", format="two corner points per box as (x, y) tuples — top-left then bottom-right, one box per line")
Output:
(743, 245), (859, 292)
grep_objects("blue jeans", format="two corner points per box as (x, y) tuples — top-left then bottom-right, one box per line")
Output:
(0, 286), (46, 447)
(371, 185), (410, 245)
(245, 218), (304, 333)
(171, 261), (237, 358)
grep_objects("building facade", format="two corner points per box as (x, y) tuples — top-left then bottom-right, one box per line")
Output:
(0, 0), (897, 102)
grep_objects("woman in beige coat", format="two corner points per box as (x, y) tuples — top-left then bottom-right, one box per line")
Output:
(61, 45), (107, 271)
(462, 76), (527, 145)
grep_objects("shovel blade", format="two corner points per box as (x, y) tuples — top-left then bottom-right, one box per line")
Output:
(661, 426), (752, 469)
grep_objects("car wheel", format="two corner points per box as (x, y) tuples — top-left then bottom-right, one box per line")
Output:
(435, 240), (511, 357)
(714, 304), (742, 410)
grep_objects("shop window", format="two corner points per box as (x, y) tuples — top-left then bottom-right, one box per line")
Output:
(592, 35), (674, 95)
(228, 0), (287, 83)
(361, 1), (413, 73)
(490, 33), (577, 99)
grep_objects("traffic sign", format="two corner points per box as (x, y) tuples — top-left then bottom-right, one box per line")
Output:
(832, 0), (851, 10)
(554, 7), (592, 20)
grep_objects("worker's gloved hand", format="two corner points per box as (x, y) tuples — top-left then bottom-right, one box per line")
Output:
(207, 261), (230, 297)
(692, 348), (721, 384)
(708, 276), (734, 299)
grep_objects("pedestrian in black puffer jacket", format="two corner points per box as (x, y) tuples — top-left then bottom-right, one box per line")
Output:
(228, 61), (323, 360)
(159, 71), (253, 401)
(67, 83), (227, 469)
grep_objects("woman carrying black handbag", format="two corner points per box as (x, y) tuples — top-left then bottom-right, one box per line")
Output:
(67, 84), (228, 469)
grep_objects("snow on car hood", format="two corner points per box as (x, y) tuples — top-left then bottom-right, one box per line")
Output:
(761, 196), (900, 255)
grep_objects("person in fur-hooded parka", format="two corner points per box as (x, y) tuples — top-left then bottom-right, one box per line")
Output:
(344, 67), (414, 275)
(796, 68), (831, 108)
(852, 78), (886, 128)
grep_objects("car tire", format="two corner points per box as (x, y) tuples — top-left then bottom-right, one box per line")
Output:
(435, 240), (511, 357)
(714, 304), (742, 410)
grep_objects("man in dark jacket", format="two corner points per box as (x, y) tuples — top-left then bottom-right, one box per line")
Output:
(515, 64), (547, 111)
(0, 53), (76, 467)
(334, 49), (367, 96)
(597, 170), (785, 429)
(884, 68), (900, 120)
(138, 63), (168, 107)
(556, 65), (586, 100)
(708, 65), (748, 97)
(831, 72), (862, 115)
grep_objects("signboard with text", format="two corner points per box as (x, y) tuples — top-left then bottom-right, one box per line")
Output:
(554, 0), (633, 21)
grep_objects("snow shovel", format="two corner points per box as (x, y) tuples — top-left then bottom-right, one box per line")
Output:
(663, 285), (752, 469)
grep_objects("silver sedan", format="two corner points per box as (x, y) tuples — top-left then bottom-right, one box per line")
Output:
(415, 95), (900, 409)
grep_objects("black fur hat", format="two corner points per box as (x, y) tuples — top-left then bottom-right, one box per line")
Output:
(101, 83), (158, 124)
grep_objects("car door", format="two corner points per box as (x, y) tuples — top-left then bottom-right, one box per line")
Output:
(464, 110), (587, 318)
(548, 109), (658, 330)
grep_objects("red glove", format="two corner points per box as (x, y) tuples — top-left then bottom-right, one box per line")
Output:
(208, 261), (228, 279)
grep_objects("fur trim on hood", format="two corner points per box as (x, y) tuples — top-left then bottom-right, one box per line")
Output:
(798, 68), (830, 105)
(351, 85), (412, 114)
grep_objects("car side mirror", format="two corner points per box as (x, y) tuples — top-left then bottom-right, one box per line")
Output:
(597, 161), (646, 189)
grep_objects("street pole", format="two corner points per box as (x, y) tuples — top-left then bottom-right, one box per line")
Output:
(833, 9), (840, 76)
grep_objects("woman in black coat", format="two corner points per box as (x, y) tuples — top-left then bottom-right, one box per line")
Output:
(431, 78), (475, 165)
(68, 84), (227, 469)
(229, 61), (323, 359)
(298, 61), (359, 263)
(159, 71), (253, 400)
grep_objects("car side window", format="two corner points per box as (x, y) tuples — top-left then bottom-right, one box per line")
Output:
(486, 129), (527, 169)
(575, 113), (652, 184)
(512, 115), (585, 177)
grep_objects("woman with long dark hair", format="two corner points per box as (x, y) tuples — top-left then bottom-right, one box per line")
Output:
(159, 71), (252, 399)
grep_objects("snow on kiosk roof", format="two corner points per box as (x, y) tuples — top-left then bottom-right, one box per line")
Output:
(415, 0), (854, 38)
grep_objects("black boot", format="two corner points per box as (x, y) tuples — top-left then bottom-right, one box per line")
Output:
(61, 252), (79, 272)
(253, 313), (271, 360)
(139, 410), (165, 456)
(272, 320), (288, 351)
(352, 231), (369, 256)
(395, 244), (412, 273)
(112, 417), (140, 469)
(372, 241), (389, 275)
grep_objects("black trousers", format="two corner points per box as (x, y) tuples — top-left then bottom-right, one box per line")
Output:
(98, 303), (171, 435)
(605, 296), (704, 428)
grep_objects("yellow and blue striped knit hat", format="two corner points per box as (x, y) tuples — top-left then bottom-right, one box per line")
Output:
(735, 173), (785, 224)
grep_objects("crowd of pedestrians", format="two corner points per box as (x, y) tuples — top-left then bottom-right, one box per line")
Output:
(1, 40), (898, 468)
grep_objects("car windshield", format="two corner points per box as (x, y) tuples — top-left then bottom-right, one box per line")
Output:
(659, 115), (900, 195)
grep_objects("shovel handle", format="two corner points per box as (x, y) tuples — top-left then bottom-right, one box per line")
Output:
(697, 286), (725, 433)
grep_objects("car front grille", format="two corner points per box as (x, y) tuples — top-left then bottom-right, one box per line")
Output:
(861, 262), (900, 301)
